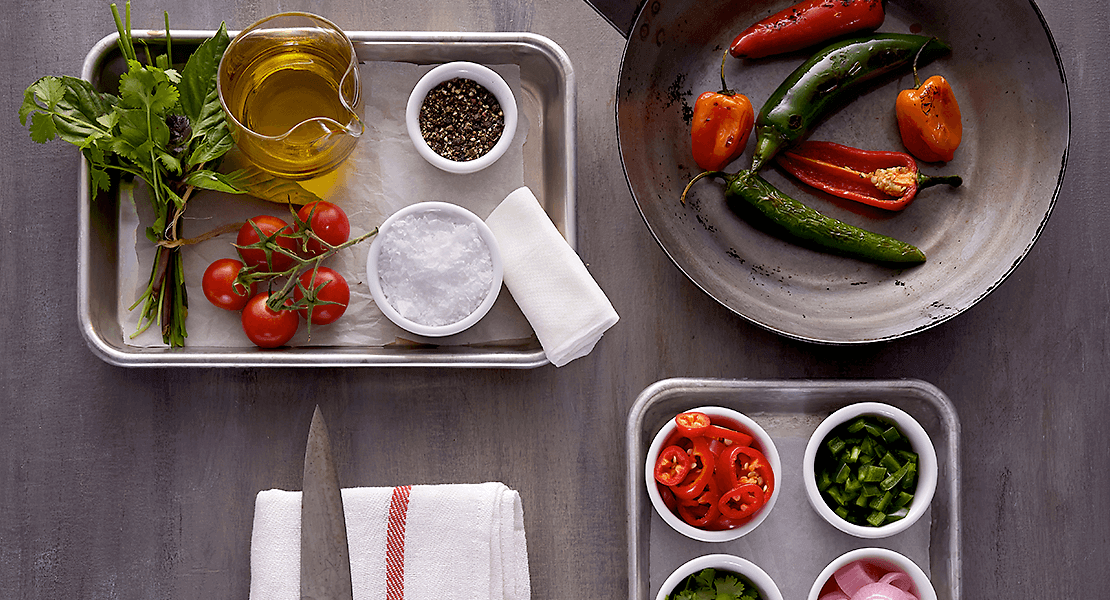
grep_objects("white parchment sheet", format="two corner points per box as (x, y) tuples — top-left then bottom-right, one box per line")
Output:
(120, 61), (533, 348)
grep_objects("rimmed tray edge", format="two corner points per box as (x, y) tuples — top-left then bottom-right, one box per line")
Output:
(626, 377), (962, 600)
(76, 30), (577, 368)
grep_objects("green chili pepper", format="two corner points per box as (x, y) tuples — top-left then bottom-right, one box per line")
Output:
(751, 34), (952, 171)
(814, 415), (920, 527)
(682, 169), (926, 265)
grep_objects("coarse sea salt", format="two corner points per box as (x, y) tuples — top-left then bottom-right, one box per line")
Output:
(377, 211), (494, 326)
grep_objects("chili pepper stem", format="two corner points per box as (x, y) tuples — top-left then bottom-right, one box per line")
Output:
(719, 50), (733, 96)
(917, 173), (963, 190)
(909, 37), (936, 89)
(681, 169), (726, 205)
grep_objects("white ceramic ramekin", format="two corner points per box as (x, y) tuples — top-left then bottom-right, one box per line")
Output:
(657, 554), (784, 600)
(366, 202), (502, 337)
(803, 402), (938, 538)
(405, 61), (517, 174)
(644, 405), (781, 542)
(807, 547), (937, 600)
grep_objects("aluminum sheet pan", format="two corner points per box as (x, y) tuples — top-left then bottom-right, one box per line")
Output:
(77, 30), (576, 367)
(626, 378), (961, 600)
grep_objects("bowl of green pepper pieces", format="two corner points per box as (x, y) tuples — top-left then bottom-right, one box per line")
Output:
(803, 402), (937, 539)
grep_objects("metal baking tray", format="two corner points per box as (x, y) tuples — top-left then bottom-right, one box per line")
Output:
(77, 30), (576, 367)
(626, 378), (961, 600)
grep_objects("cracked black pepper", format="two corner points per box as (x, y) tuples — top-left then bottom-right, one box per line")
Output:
(419, 77), (505, 161)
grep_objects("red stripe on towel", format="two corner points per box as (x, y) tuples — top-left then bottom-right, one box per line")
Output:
(385, 485), (412, 600)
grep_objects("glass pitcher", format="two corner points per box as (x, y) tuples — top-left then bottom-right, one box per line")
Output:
(217, 12), (364, 180)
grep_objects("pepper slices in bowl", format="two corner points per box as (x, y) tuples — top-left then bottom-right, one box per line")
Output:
(645, 407), (781, 542)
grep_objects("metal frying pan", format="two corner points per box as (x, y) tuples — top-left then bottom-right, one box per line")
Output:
(616, 0), (1069, 344)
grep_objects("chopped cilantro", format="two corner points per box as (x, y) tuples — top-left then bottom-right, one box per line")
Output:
(665, 567), (764, 600)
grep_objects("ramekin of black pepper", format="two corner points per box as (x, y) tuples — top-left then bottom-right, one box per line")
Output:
(405, 61), (518, 174)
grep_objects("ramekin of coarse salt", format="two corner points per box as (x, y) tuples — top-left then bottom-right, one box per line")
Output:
(366, 202), (503, 337)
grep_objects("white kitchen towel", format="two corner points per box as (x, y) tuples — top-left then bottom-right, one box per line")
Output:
(249, 482), (530, 600)
(485, 186), (619, 366)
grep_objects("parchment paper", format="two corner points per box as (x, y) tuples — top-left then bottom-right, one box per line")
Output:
(648, 431), (932, 600)
(120, 61), (532, 348)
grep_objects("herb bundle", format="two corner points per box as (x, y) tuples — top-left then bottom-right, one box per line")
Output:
(19, 2), (317, 346)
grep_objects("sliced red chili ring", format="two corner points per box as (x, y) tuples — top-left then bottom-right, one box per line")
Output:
(719, 483), (765, 519)
(723, 445), (775, 499)
(675, 411), (711, 436)
(706, 424), (754, 447)
(671, 436), (715, 501)
(676, 486), (722, 528)
(654, 445), (693, 487)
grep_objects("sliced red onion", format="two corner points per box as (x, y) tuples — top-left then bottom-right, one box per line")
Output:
(878, 570), (915, 593)
(833, 560), (886, 596)
(818, 591), (851, 600)
(853, 581), (918, 600)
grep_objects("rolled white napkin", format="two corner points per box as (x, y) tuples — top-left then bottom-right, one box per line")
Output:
(249, 482), (530, 600)
(485, 186), (619, 366)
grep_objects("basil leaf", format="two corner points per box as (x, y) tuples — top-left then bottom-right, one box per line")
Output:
(183, 169), (246, 194)
(221, 167), (322, 206)
(186, 86), (234, 166)
(179, 23), (229, 124)
(113, 108), (169, 168)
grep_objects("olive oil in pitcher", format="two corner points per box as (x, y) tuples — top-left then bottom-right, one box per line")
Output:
(217, 13), (364, 180)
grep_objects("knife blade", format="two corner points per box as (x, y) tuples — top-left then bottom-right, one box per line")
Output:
(301, 405), (354, 600)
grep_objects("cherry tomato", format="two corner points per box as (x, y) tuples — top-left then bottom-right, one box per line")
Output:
(241, 293), (299, 348)
(296, 201), (350, 257)
(294, 267), (350, 325)
(201, 258), (253, 311)
(236, 215), (298, 272)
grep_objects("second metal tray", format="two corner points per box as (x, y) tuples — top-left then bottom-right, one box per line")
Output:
(626, 378), (961, 600)
(77, 30), (576, 367)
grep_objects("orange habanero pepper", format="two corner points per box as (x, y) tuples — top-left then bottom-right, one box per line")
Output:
(896, 41), (962, 163)
(691, 53), (755, 172)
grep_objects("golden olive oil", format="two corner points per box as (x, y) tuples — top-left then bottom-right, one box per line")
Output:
(219, 25), (363, 179)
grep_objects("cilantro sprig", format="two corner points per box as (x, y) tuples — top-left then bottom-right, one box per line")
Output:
(667, 568), (763, 600)
(19, 2), (321, 346)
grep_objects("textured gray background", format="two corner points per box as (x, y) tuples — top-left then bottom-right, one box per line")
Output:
(1, 0), (1107, 598)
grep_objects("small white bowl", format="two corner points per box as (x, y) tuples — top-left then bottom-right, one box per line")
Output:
(645, 406), (781, 542)
(657, 554), (784, 600)
(406, 61), (518, 174)
(803, 402), (938, 539)
(807, 547), (937, 600)
(366, 202), (503, 337)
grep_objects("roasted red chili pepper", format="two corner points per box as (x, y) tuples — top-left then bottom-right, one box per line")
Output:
(896, 41), (963, 162)
(718, 483), (765, 520)
(691, 53), (754, 172)
(729, 0), (885, 59)
(723, 445), (775, 500)
(654, 445), (693, 486)
(776, 141), (962, 210)
(675, 411), (711, 437)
